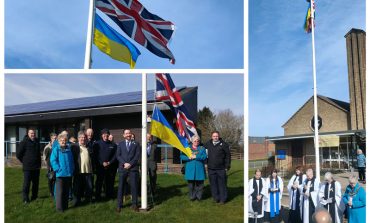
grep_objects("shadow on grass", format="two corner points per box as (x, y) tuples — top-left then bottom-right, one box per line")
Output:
(153, 183), (187, 205)
(228, 170), (243, 178)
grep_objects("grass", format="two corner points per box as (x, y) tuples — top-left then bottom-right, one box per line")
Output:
(5, 160), (243, 223)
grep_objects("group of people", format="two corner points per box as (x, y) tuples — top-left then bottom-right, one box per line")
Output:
(248, 166), (366, 223)
(16, 128), (232, 213)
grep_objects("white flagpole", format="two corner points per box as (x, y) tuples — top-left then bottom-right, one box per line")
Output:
(141, 72), (148, 210)
(84, 0), (95, 69)
(309, 0), (320, 180)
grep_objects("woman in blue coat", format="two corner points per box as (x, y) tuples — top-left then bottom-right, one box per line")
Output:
(342, 175), (366, 223)
(50, 134), (74, 212)
(180, 136), (207, 201)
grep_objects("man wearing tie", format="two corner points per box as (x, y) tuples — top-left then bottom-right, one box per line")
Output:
(146, 134), (158, 194)
(116, 129), (140, 213)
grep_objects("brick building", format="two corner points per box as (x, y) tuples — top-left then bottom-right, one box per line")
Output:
(249, 137), (275, 160)
(268, 28), (366, 172)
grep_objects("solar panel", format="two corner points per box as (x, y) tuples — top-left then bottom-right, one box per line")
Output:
(5, 87), (186, 116)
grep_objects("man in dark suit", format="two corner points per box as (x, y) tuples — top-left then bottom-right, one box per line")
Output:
(116, 129), (141, 212)
(146, 134), (157, 194)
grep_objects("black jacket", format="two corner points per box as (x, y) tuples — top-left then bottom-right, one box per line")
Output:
(16, 136), (42, 171)
(204, 139), (231, 170)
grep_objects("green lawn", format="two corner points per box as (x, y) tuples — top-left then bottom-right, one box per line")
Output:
(5, 160), (243, 223)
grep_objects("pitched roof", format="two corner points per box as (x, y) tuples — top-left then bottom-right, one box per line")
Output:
(282, 95), (349, 127)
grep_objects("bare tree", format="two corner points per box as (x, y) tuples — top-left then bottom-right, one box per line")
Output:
(213, 109), (243, 150)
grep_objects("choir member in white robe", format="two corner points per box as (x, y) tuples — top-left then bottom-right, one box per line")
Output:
(319, 172), (342, 223)
(248, 169), (268, 223)
(287, 166), (306, 223)
(265, 169), (284, 223)
(300, 168), (319, 223)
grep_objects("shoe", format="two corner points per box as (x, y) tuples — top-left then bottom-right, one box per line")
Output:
(190, 198), (196, 201)
(219, 201), (226, 205)
(214, 200), (220, 203)
(23, 200), (30, 205)
(116, 208), (121, 213)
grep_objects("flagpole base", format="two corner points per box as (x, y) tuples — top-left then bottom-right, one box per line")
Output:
(139, 207), (149, 212)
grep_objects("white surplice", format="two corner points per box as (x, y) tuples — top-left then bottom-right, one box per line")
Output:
(318, 181), (342, 223)
(248, 178), (268, 219)
(264, 176), (284, 213)
(287, 174), (307, 210)
(300, 178), (320, 223)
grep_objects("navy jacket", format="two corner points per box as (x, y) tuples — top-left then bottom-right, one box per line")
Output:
(94, 140), (117, 168)
(116, 140), (141, 172)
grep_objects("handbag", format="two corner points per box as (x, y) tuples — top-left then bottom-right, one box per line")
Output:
(47, 170), (55, 180)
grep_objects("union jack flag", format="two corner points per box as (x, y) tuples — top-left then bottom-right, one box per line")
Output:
(96, 0), (176, 63)
(155, 73), (198, 139)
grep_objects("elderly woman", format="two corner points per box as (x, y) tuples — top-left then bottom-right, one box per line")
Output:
(50, 133), (75, 212)
(180, 135), (207, 201)
(265, 169), (284, 223)
(342, 174), (366, 223)
(356, 149), (366, 182)
(319, 172), (342, 223)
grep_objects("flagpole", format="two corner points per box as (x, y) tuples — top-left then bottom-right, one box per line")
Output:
(84, 0), (95, 69)
(309, 0), (320, 180)
(141, 72), (148, 211)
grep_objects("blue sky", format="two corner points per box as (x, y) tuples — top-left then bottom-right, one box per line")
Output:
(249, 0), (365, 136)
(5, 0), (243, 69)
(4, 74), (244, 116)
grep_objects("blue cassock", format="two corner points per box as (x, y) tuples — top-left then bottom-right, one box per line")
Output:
(342, 183), (366, 223)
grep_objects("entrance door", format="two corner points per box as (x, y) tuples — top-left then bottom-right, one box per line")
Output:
(291, 140), (303, 167)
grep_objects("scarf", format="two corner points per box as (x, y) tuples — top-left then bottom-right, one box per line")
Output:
(291, 174), (302, 209)
(269, 177), (280, 218)
(252, 178), (263, 215)
(324, 181), (336, 223)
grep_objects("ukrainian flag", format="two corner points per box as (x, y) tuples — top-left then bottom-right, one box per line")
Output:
(94, 13), (140, 68)
(150, 106), (192, 158)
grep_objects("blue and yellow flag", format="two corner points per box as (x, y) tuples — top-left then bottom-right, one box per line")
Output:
(94, 13), (140, 68)
(304, 0), (315, 33)
(150, 106), (192, 158)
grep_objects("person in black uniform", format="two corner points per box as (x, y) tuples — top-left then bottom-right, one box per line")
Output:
(116, 129), (141, 213)
(94, 128), (117, 200)
(204, 131), (231, 204)
(16, 128), (42, 204)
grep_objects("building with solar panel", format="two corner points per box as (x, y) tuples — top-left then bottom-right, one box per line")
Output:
(5, 87), (198, 170)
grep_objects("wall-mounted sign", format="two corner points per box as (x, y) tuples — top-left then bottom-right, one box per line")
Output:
(276, 150), (286, 160)
(319, 135), (339, 147)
